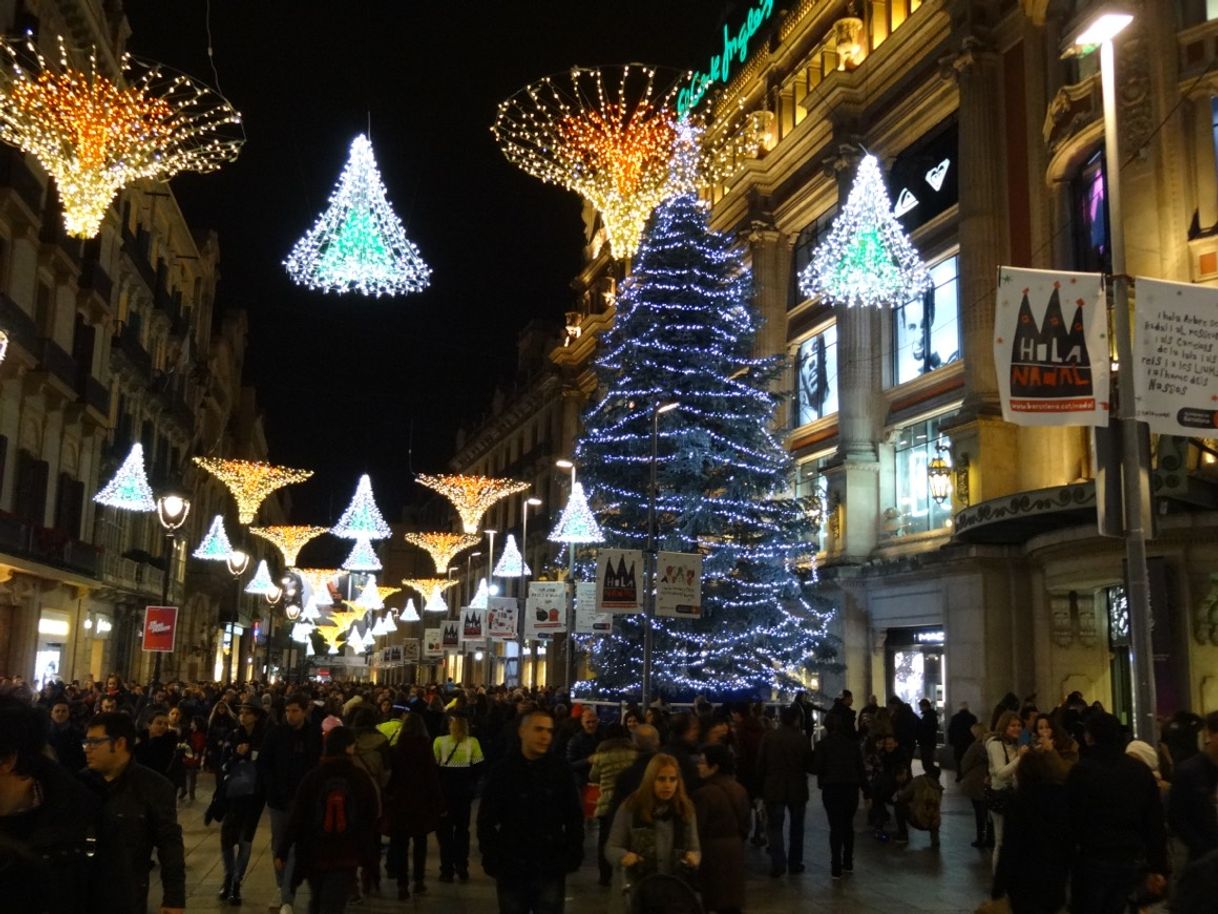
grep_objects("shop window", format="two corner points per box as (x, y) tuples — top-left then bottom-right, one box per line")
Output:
(794, 324), (838, 425)
(1073, 150), (1111, 273)
(795, 456), (830, 552)
(888, 416), (953, 536)
(789, 206), (837, 309)
(892, 255), (960, 386)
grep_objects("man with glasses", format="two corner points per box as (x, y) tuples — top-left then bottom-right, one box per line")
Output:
(82, 712), (186, 914)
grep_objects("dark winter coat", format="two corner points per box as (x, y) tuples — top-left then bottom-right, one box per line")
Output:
(947, 708), (978, 753)
(694, 772), (750, 911)
(915, 708), (939, 760)
(1168, 752), (1218, 861)
(756, 724), (813, 805)
(994, 781), (1072, 914)
(824, 700), (857, 740)
(47, 722), (86, 774)
(732, 714), (766, 797)
(258, 720), (321, 810)
(958, 739), (989, 803)
(386, 733), (444, 836)
(566, 727), (603, 786)
(813, 730), (866, 788)
(1066, 746), (1168, 874)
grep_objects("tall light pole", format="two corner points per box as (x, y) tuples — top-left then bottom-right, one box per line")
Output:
(1065, 6), (1155, 743)
(556, 458), (581, 692)
(153, 493), (190, 685)
(226, 549), (249, 684)
(520, 495), (542, 688)
(641, 400), (679, 712)
(465, 551), (482, 603)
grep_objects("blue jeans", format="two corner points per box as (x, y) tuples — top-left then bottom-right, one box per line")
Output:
(765, 801), (806, 871)
(496, 874), (565, 914)
(269, 806), (297, 903)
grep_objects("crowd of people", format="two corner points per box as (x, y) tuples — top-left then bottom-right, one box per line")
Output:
(0, 673), (1215, 914)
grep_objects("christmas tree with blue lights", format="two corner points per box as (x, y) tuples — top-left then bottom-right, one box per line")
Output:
(576, 190), (840, 699)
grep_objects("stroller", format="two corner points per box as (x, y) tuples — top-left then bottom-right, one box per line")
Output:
(622, 872), (703, 914)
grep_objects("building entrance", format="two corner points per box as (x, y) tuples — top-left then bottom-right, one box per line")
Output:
(885, 626), (946, 715)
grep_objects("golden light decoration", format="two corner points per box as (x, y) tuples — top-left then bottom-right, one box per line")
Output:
(400, 577), (459, 609)
(376, 585), (401, 602)
(249, 525), (329, 568)
(192, 458), (312, 524)
(415, 474), (531, 534)
(296, 567), (341, 612)
(403, 531), (481, 574)
(0, 35), (243, 238)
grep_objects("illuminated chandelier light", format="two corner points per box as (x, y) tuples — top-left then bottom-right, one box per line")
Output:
(244, 559), (278, 596)
(403, 531), (481, 574)
(415, 474), (530, 534)
(549, 481), (605, 544)
(285, 134), (431, 297)
(342, 537), (382, 572)
(331, 474), (392, 540)
(192, 515), (234, 561)
(93, 442), (156, 512)
(470, 578), (490, 610)
(0, 34), (243, 238)
(492, 534), (530, 578)
(399, 598), (421, 622)
(354, 578), (385, 611)
(192, 457), (312, 524)
(248, 525), (329, 568)
(402, 577), (458, 613)
(798, 154), (931, 308)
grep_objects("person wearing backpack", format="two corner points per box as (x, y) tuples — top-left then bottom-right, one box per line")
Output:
(275, 726), (379, 914)
(893, 762), (944, 848)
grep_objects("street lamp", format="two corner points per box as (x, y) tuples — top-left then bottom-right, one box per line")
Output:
(520, 495), (543, 689)
(152, 493), (190, 684)
(465, 551), (482, 602)
(927, 442), (952, 507)
(226, 549), (249, 684)
(641, 400), (679, 712)
(1063, 5), (1155, 743)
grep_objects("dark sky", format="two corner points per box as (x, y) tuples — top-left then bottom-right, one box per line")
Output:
(121, 1), (743, 524)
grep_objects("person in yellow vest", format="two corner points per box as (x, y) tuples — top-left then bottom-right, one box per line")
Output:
(434, 711), (484, 882)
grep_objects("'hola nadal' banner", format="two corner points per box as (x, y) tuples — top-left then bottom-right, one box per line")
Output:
(994, 267), (1109, 427)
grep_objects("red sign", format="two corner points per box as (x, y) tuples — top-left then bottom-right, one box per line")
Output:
(142, 606), (178, 653)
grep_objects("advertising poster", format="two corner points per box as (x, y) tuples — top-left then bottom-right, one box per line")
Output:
(401, 639), (420, 663)
(441, 621), (461, 648)
(574, 581), (612, 634)
(460, 607), (486, 643)
(142, 606), (178, 653)
(595, 549), (643, 613)
(1134, 276), (1218, 435)
(656, 552), (703, 619)
(486, 597), (519, 640)
(423, 628), (444, 658)
(524, 581), (568, 638)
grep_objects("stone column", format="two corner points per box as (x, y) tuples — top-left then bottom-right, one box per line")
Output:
(1191, 94), (1218, 234)
(747, 220), (793, 424)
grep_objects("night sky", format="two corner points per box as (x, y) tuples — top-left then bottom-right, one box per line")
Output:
(121, 1), (746, 525)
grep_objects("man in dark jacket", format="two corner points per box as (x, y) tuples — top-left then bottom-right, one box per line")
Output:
(946, 702), (978, 779)
(662, 711), (701, 789)
(757, 705), (814, 877)
(813, 712), (867, 878)
(565, 706), (603, 787)
(824, 691), (857, 740)
(915, 698), (939, 767)
(1168, 710), (1218, 862)
(1066, 712), (1168, 914)
(478, 709), (584, 913)
(259, 692), (321, 912)
(81, 710), (185, 914)
(48, 697), (86, 773)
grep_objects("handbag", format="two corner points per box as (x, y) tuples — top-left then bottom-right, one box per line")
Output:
(224, 759), (258, 799)
(984, 784), (1013, 815)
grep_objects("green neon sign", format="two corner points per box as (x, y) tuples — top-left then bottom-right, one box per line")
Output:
(676, 0), (776, 118)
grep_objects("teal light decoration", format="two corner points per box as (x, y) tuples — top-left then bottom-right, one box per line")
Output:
(93, 442), (156, 512)
(244, 559), (278, 596)
(548, 481), (605, 544)
(331, 474), (392, 540)
(193, 514), (234, 561)
(284, 134), (431, 297)
(492, 534), (530, 578)
(341, 536), (382, 572)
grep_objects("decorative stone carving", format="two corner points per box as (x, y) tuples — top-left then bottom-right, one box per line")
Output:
(1050, 593), (1074, 647)
(1075, 591), (1098, 648)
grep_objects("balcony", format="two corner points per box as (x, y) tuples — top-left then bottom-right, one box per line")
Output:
(37, 337), (77, 391)
(110, 321), (152, 383)
(953, 482), (1097, 545)
(76, 370), (110, 418)
(101, 550), (164, 597)
(0, 292), (39, 355)
(120, 225), (158, 294)
(39, 214), (82, 268)
(0, 146), (44, 218)
(0, 511), (101, 578)
(78, 258), (114, 304)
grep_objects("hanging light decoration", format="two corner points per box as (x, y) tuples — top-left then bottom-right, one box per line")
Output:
(353, 578), (385, 612)
(548, 481), (605, 544)
(248, 525), (329, 568)
(0, 34), (243, 238)
(470, 578), (490, 610)
(382, 611), (398, 632)
(403, 531), (481, 573)
(376, 585), (401, 603)
(285, 134), (431, 297)
(297, 567), (340, 613)
(346, 626), (368, 653)
(369, 615), (389, 637)
(243, 559), (279, 596)
(290, 621), (315, 644)
(331, 474), (392, 540)
(492, 534), (530, 578)
(341, 537), (382, 572)
(402, 577), (458, 613)
(193, 515), (234, 562)
(415, 474), (530, 534)
(93, 442), (156, 512)
(191, 458), (312, 525)
(399, 599), (421, 622)
(927, 442), (953, 506)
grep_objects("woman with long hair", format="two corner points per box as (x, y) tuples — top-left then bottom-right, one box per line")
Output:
(386, 713), (444, 900)
(206, 700), (236, 789)
(215, 703), (267, 905)
(605, 753), (701, 914)
(1031, 712), (1079, 775)
(986, 710), (1027, 873)
(433, 712), (484, 884)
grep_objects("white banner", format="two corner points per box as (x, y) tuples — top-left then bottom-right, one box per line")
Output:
(423, 628), (444, 658)
(459, 607), (486, 644)
(486, 598), (518, 640)
(525, 581), (568, 638)
(995, 266), (1109, 426)
(401, 639), (420, 663)
(440, 621), (460, 649)
(1134, 276), (1218, 435)
(574, 581), (612, 634)
(656, 552), (703, 618)
(596, 549), (643, 613)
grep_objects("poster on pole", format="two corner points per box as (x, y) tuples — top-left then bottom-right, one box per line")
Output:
(142, 606), (178, 653)
(401, 639), (420, 663)
(574, 581), (612, 634)
(994, 266), (1109, 426)
(486, 597), (519, 640)
(595, 549), (643, 613)
(656, 552), (703, 618)
(460, 607), (486, 644)
(441, 621), (460, 648)
(524, 581), (568, 638)
(1134, 276), (1218, 435)
(423, 628), (443, 658)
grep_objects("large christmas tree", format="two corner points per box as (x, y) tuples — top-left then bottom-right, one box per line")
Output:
(577, 190), (840, 699)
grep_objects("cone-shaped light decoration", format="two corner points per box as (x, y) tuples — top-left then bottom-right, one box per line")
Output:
(403, 531), (481, 574)
(470, 578), (490, 610)
(192, 458), (312, 524)
(249, 525), (329, 568)
(342, 537), (382, 572)
(244, 559), (278, 596)
(193, 515), (234, 561)
(301, 604), (322, 622)
(370, 615), (389, 637)
(346, 627), (367, 653)
(399, 599), (421, 622)
(354, 578), (385, 611)
(94, 442), (156, 512)
(548, 481), (605, 544)
(402, 578), (458, 612)
(331, 474), (392, 540)
(415, 474), (530, 534)
(285, 134), (431, 297)
(383, 611), (398, 632)
(290, 621), (314, 644)
(297, 568), (339, 612)
(492, 534), (530, 578)
(424, 589), (449, 614)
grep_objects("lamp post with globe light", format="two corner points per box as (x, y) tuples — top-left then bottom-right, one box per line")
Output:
(225, 549), (249, 683)
(152, 493), (190, 684)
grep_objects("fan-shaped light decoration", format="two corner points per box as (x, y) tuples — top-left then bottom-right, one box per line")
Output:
(376, 585), (401, 603)
(290, 621), (315, 644)
(798, 154), (931, 308)
(192, 458), (312, 525)
(403, 531), (481, 574)
(492, 534), (530, 578)
(399, 599), (421, 622)
(244, 560), (278, 596)
(93, 442), (156, 511)
(402, 577), (458, 613)
(0, 34), (243, 238)
(297, 567), (340, 612)
(470, 578), (490, 610)
(249, 525), (329, 568)
(354, 578), (385, 612)
(549, 481), (605, 544)
(415, 474), (530, 534)
(342, 537), (382, 572)
(193, 515), (234, 561)
(285, 134), (430, 297)
(332, 474), (392, 540)
(313, 622), (345, 653)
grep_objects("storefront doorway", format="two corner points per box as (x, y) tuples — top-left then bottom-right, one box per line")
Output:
(885, 626), (946, 713)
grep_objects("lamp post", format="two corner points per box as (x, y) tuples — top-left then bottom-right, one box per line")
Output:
(519, 496), (542, 688)
(641, 400), (679, 713)
(263, 585), (283, 682)
(153, 493), (190, 685)
(556, 458), (582, 692)
(226, 549), (249, 684)
(465, 551), (482, 603)
(1065, 5), (1156, 743)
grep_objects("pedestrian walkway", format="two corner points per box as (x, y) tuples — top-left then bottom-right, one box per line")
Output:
(178, 773), (992, 913)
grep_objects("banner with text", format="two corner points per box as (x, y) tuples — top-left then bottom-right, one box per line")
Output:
(656, 552), (703, 619)
(574, 581), (612, 634)
(486, 598), (519, 640)
(995, 266), (1108, 426)
(1134, 276), (1218, 435)
(525, 581), (568, 638)
(423, 628), (444, 658)
(595, 549), (643, 613)
(143, 606), (178, 653)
